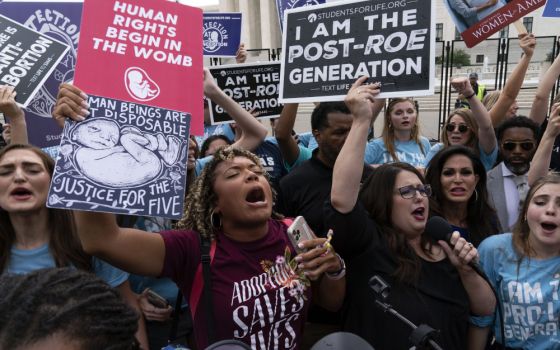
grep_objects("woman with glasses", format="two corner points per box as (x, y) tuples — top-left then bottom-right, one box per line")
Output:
(425, 146), (500, 246)
(424, 77), (497, 171)
(325, 77), (496, 349)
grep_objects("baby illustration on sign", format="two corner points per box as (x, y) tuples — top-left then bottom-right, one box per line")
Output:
(125, 67), (160, 101)
(71, 118), (180, 187)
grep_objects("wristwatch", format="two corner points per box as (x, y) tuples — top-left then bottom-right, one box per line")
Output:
(326, 253), (346, 280)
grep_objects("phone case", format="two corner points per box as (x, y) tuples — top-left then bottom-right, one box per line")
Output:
(287, 216), (315, 253)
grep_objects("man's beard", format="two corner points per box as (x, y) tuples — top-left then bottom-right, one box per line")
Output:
(504, 160), (530, 175)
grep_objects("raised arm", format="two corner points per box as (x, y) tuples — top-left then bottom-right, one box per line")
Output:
(452, 78), (496, 153)
(203, 68), (267, 151)
(529, 41), (560, 125)
(489, 33), (536, 126)
(0, 86), (28, 144)
(275, 103), (301, 166)
(75, 212), (166, 277)
(52, 85), (166, 276)
(528, 103), (560, 186)
(331, 77), (381, 213)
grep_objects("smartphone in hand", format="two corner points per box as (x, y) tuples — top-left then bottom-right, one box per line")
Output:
(145, 288), (169, 309)
(287, 216), (315, 253)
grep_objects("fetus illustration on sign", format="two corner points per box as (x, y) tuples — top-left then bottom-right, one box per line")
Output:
(69, 118), (180, 187)
(124, 67), (160, 101)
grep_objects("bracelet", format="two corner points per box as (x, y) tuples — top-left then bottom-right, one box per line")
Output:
(325, 253), (346, 280)
(465, 92), (476, 100)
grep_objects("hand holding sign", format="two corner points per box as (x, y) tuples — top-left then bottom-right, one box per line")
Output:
(52, 83), (89, 125)
(203, 67), (220, 97)
(235, 43), (247, 64)
(344, 77), (381, 122)
(0, 85), (23, 121)
(519, 33), (536, 58)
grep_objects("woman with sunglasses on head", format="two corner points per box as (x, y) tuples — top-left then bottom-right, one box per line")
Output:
(365, 97), (432, 168)
(425, 146), (500, 247)
(425, 77), (497, 171)
(326, 77), (495, 349)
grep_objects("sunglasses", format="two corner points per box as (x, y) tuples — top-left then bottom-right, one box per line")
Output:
(501, 141), (535, 151)
(445, 123), (469, 133)
(395, 184), (432, 199)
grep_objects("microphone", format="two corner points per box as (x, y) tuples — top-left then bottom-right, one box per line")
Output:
(424, 216), (486, 277)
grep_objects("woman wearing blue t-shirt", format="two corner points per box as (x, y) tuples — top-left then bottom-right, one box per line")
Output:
(471, 173), (560, 349)
(366, 97), (431, 168)
(0, 143), (148, 349)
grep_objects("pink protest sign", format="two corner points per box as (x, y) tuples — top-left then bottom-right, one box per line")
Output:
(74, 0), (203, 135)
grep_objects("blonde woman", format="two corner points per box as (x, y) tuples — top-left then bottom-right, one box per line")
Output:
(365, 98), (431, 168)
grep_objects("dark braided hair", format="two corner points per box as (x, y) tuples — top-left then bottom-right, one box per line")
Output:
(0, 268), (140, 350)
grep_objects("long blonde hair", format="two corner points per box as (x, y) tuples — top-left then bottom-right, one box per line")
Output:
(382, 98), (426, 162)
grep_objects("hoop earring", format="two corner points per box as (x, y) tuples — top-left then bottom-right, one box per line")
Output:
(210, 208), (222, 229)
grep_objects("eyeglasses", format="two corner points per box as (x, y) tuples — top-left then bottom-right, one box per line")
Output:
(395, 184), (432, 199)
(445, 123), (469, 133)
(501, 141), (535, 151)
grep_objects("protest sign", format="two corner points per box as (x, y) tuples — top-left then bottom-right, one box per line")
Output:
(208, 62), (282, 124)
(543, 0), (560, 17)
(74, 0), (204, 135)
(275, 0), (326, 32)
(203, 12), (242, 57)
(0, 13), (69, 107)
(0, 1), (82, 149)
(279, 0), (434, 103)
(444, 0), (547, 48)
(47, 94), (190, 219)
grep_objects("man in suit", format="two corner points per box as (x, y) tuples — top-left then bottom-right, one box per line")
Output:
(487, 116), (539, 231)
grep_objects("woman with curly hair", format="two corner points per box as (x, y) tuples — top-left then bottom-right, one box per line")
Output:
(54, 83), (345, 349)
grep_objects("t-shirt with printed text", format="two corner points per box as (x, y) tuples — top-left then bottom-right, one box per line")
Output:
(160, 219), (311, 350)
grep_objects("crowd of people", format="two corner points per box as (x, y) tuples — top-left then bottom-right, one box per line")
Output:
(1, 33), (560, 350)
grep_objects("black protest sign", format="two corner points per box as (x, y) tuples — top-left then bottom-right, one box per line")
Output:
(47, 95), (191, 219)
(280, 0), (434, 102)
(0, 14), (69, 107)
(209, 62), (283, 124)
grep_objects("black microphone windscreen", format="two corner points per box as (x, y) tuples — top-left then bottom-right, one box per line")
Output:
(424, 216), (453, 242)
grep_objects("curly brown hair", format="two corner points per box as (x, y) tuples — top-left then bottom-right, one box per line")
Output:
(175, 146), (282, 240)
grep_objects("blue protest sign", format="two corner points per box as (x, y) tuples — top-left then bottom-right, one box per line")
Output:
(0, 1), (82, 148)
(275, 0), (325, 32)
(543, 0), (560, 17)
(203, 12), (242, 57)
(47, 95), (191, 219)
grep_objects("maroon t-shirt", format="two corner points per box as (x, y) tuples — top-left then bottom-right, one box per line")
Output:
(160, 219), (311, 350)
